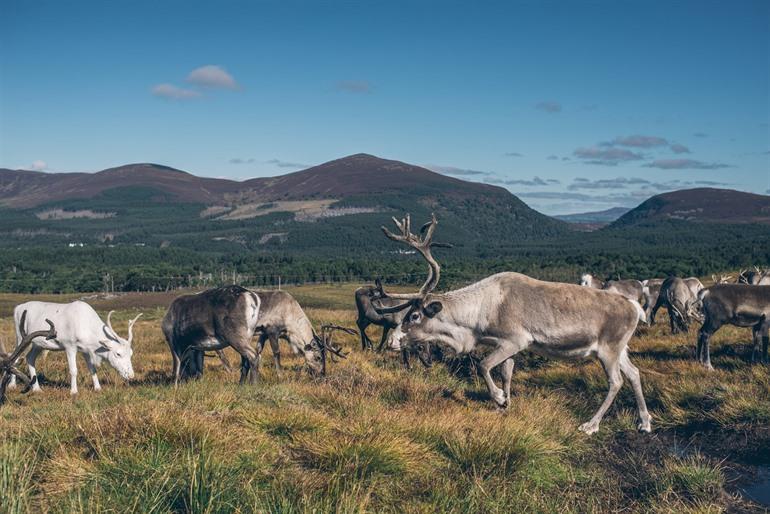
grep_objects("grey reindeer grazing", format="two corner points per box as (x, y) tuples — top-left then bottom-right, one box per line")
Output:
(377, 214), (651, 435)
(653, 276), (699, 334)
(252, 290), (350, 374)
(693, 284), (770, 368)
(649, 276), (703, 325)
(355, 279), (434, 369)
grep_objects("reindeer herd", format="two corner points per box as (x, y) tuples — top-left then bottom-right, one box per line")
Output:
(1, 214), (768, 436)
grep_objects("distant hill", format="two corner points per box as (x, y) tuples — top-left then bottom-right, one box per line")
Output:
(555, 207), (630, 224)
(612, 188), (770, 227)
(0, 154), (568, 255)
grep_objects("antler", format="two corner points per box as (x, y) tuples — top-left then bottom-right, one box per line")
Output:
(380, 213), (451, 300)
(320, 324), (356, 360)
(127, 313), (143, 344)
(0, 310), (56, 406)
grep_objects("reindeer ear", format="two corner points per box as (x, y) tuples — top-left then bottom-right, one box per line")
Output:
(304, 344), (313, 351)
(423, 301), (443, 318)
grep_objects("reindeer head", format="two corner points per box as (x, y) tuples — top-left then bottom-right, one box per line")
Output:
(97, 311), (142, 380)
(373, 214), (458, 351)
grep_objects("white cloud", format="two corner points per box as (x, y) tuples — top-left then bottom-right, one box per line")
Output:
(30, 160), (47, 171)
(152, 83), (201, 100)
(187, 65), (238, 89)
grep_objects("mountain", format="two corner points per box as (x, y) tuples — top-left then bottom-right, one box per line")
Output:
(0, 163), (242, 208)
(0, 154), (568, 255)
(612, 188), (770, 227)
(555, 207), (630, 224)
(0, 154), (519, 207)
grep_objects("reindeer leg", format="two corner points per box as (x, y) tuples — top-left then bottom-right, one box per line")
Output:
(269, 334), (282, 374)
(216, 350), (233, 373)
(698, 327), (715, 370)
(619, 349), (652, 432)
(239, 355), (250, 385)
(357, 319), (372, 351)
(26, 346), (43, 393)
(65, 347), (79, 395)
(83, 352), (101, 391)
(667, 306), (678, 335)
(500, 358), (514, 407)
(752, 325), (761, 363)
(479, 342), (520, 409)
(650, 297), (664, 326)
(377, 326), (391, 353)
(579, 346), (623, 435)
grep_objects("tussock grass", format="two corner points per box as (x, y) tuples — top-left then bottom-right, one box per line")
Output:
(0, 285), (768, 511)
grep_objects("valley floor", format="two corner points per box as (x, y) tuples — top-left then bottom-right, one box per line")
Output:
(1, 284), (769, 513)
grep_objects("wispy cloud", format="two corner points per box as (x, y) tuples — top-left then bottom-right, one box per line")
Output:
(693, 132), (709, 138)
(428, 165), (489, 176)
(535, 101), (562, 113)
(29, 160), (47, 171)
(229, 158), (256, 164)
(504, 152), (524, 157)
(187, 65), (238, 89)
(486, 176), (559, 186)
(151, 83), (202, 100)
(568, 177), (649, 190)
(643, 159), (732, 170)
(573, 147), (645, 166)
(610, 135), (668, 148)
(546, 155), (559, 160)
(267, 159), (309, 169)
(670, 144), (690, 154)
(336, 80), (373, 94)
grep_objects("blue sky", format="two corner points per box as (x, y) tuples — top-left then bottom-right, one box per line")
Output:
(1, 0), (768, 215)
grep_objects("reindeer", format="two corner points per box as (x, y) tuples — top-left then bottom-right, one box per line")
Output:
(0, 311), (56, 405)
(652, 277), (700, 334)
(693, 284), (770, 368)
(581, 274), (645, 304)
(649, 276), (703, 326)
(376, 214), (651, 435)
(252, 290), (351, 374)
(9, 301), (140, 395)
(738, 267), (770, 285)
(356, 279), (435, 369)
(579, 273), (605, 289)
(163, 286), (347, 383)
(642, 278), (664, 321)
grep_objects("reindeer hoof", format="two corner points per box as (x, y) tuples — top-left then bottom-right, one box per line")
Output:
(490, 390), (507, 409)
(578, 422), (600, 435)
(638, 421), (652, 433)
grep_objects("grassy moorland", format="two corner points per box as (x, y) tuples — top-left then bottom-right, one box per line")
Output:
(0, 283), (769, 513)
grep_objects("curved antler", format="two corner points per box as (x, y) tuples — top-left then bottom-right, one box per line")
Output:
(1, 311), (56, 405)
(320, 324), (356, 360)
(127, 313), (143, 344)
(380, 213), (451, 300)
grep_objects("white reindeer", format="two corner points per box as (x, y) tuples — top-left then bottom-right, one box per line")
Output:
(9, 301), (141, 394)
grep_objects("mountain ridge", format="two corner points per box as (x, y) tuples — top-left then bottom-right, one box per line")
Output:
(611, 188), (770, 227)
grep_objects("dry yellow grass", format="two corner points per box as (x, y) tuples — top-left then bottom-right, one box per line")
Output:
(0, 283), (768, 512)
